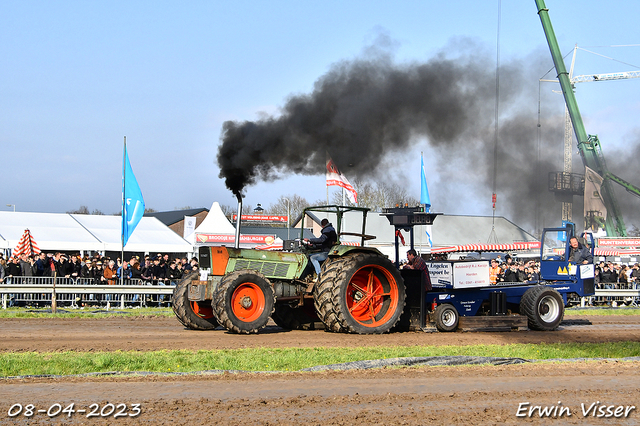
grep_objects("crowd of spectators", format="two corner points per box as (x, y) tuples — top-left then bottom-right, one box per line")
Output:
(0, 252), (199, 307)
(595, 261), (640, 289)
(489, 255), (540, 285)
(0, 252), (198, 285)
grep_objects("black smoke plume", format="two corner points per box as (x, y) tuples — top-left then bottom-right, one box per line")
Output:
(217, 37), (583, 232)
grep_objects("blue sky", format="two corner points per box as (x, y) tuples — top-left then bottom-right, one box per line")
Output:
(2, 1), (639, 227)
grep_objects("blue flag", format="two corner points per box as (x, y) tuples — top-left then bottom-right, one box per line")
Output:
(122, 144), (145, 247)
(420, 155), (431, 212)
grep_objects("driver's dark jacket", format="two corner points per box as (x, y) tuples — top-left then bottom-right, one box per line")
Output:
(309, 224), (337, 252)
(569, 243), (593, 264)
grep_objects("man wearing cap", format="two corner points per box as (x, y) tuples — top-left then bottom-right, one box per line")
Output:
(81, 260), (94, 279)
(304, 218), (337, 279)
(94, 261), (106, 286)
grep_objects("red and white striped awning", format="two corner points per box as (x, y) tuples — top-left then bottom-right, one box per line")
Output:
(594, 248), (619, 256)
(430, 241), (541, 254)
(12, 229), (40, 258)
(617, 249), (640, 256)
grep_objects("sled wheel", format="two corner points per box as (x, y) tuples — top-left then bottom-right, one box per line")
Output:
(212, 270), (274, 334)
(433, 303), (459, 332)
(172, 273), (219, 330)
(323, 252), (405, 334)
(520, 285), (564, 331)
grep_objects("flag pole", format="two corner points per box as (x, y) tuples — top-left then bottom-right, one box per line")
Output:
(121, 136), (126, 290)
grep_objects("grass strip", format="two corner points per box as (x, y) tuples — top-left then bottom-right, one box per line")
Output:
(0, 307), (174, 319)
(0, 306), (638, 319)
(1, 342), (639, 377)
(566, 307), (640, 316)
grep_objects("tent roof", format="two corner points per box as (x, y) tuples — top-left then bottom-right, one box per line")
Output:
(323, 211), (537, 247)
(194, 202), (236, 235)
(144, 208), (209, 226)
(0, 211), (192, 254)
(73, 215), (192, 253)
(0, 212), (104, 252)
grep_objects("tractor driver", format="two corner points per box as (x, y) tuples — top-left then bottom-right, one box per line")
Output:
(304, 218), (337, 280)
(568, 236), (593, 264)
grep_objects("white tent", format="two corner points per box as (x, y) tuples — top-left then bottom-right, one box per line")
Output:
(0, 212), (104, 252)
(73, 214), (193, 253)
(190, 201), (236, 244)
(0, 211), (193, 254)
(194, 202), (236, 234)
(0, 234), (9, 250)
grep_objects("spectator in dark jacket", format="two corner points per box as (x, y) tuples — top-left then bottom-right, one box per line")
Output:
(167, 261), (182, 284)
(6, 257), (21, 280)
(502, 264), (519, 282)
(35, 253), (47, 276)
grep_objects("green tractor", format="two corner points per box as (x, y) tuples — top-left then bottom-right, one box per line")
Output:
(172, 205), (406, 334)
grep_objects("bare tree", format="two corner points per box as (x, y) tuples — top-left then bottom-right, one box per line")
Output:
(67, 205), (90, 214)
(330, 180), (420, 211)
(268, 194), (310, 221)
(219, 204), (236, 220)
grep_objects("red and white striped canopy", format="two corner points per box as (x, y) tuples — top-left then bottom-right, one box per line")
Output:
(430, 241), (541, 254)
(594, 248), (619, 256)
(12, 229), (41, 258)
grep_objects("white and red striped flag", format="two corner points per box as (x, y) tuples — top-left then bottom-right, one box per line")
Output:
(326, 156), (357, 204)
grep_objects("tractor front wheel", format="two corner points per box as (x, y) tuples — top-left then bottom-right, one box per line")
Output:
(212, 270), (275, 334)
(172, 273), (219, 330)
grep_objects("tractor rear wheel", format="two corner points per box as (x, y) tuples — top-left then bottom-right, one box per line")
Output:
(313, 258), (346, 332)
(317, 252), (405, 334)
(172, 273), (219, 330)
(212, 270), (275, 334)
(520, 285), (564, 331)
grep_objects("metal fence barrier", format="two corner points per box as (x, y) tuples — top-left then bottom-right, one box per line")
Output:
(577, 289), (640, 307)
(0, 277), (177, 309)
(2, 278), (639, 310)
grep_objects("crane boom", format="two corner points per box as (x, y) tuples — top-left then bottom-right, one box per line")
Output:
(535, 0), (640, 237)
(572, 70), (640, 83)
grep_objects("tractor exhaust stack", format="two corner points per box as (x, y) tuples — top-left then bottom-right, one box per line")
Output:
(234, 193), (242, 249)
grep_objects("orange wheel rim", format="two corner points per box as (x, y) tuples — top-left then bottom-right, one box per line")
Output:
(346, 265), (398, 327)
(231, 282), (266, 322)
(190, 301), (214, 319)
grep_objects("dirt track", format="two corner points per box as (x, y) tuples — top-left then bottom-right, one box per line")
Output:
(2, 315), (640, 425)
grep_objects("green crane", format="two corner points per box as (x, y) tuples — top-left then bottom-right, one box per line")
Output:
(535, 0), (640, 237)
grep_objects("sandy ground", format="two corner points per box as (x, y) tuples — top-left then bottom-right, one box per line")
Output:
(1, 314), (640, 425)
